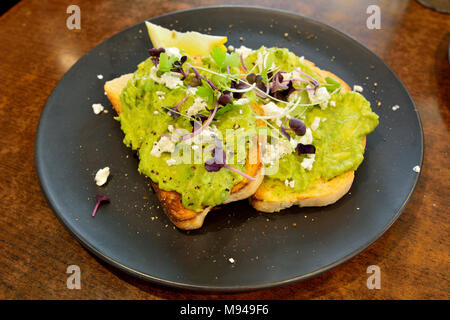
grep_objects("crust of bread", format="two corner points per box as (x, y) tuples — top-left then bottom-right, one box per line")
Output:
(250, 58), (367, 213)
(104, 74), (264, 230)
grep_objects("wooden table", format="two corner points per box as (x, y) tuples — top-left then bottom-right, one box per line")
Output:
(0, 0), (448, 300)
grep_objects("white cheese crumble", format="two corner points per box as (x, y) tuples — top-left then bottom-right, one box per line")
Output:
(228, 258), (235, 264)
(97, 74), (103, 80)
(392, 105), (400, 111)
(329, 100), (336, 107)
(311, 117), (321, 131)
(159, 71), (183, 89)
(235, 45), (254, 59)
(166, 158), (177, 166)
(92, 103), (104, 114)
(149, 66), (183, 89)
(413, 165), (421, 173)
(288, 92), (300, 103)
(227, 45), (235, 52)
(186, 97), (208, 116)
(153, 110), (159, 114)
(353, 85), (363, 92)
(233, 98), (249, 105)
(165, 47), (182, 59)
(94, 167), (110, 186)
(284, 179), (295, 188)
(187, 87), (198, 95)
(261, 101), (286, 125)
(262, 139), (293, 165)
(151, 136), (175, 157)
(307, 86), (331, 109)
(192, 126), (217, 145)
(301, 154), (316, 171)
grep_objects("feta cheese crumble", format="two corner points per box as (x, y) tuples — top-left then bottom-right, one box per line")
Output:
(261, 101), (286, 125)
(151, 136), (175, 157)
(353, 85), (363, 92)
(233, 98), (249, 105)
(228, 258), (235, 264)
(97, 74), (103, 80)
(187, 87), (198, 95)
(92, 103), (104, 114)
(413, 165), (421, 173)
(235, 45), (254, 59)
(94, 167), (110, 186)
(262, 139), (293, 165)
(307, 86), (331, 109)
(285, 179), (295, 188)
(311, 117), (321, 131)
(149, 66), (183, 89)
(166, 158), (177, 166)
(392, 105), (400, 111)
(165, 47), (182, 59)
(186, 97), (208, 116)
(301, 154), (316, 171)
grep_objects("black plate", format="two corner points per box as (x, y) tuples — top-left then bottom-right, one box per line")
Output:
(35, 6), (423, 291)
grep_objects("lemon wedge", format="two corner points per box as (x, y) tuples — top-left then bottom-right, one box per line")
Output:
(145, 21), (227, 56)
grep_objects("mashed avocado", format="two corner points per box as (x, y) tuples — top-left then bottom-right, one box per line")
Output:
(117, 45), (378, 212)
(118, 56), (256, 212)
(242, 46), (379, 194)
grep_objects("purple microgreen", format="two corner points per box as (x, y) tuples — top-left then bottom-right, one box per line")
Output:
(203, 77), (219, 91)
(246, 73), (257, 84)
(230, 79), (250, 99)
(168, 93), (190, 117)
(240, 54), (248, 72)
(204, 142), (255, 181)
(187, 63), (201, 79)
(294, 67), (319, 89)
(271, 71), (289, 93)
(172, 101), (219, 142)
(218, 91), (232, 106)
(223, 164), (256, 181)
(289, 117), (306, 136)
(280, 124), (292, 140)
(171, 55), (188, 76)
(92, 195), (110, 217)
(148, 47), (165, 57)
(296, 143), (316, 155)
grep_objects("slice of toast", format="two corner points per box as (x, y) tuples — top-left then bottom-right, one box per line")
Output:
(250, 59), (366, 212)
(105, 74), (264, 229)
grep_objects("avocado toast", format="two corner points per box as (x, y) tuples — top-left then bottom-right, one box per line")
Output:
(105, 43), (265, 230)
(104, 23), (378, 228)
(236, 47), (379, 212)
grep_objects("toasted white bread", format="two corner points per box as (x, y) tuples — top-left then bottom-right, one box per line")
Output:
(104, 74), (264, 229)
(250, 59), (366, 212)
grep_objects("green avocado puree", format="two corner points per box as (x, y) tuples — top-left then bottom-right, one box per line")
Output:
(117, 46), (378, 211)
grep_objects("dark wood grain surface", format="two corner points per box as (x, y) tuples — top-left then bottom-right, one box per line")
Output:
(0, 0), (448, 299)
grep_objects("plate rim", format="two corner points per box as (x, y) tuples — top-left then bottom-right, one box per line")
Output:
(34, 5), (424, 292)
